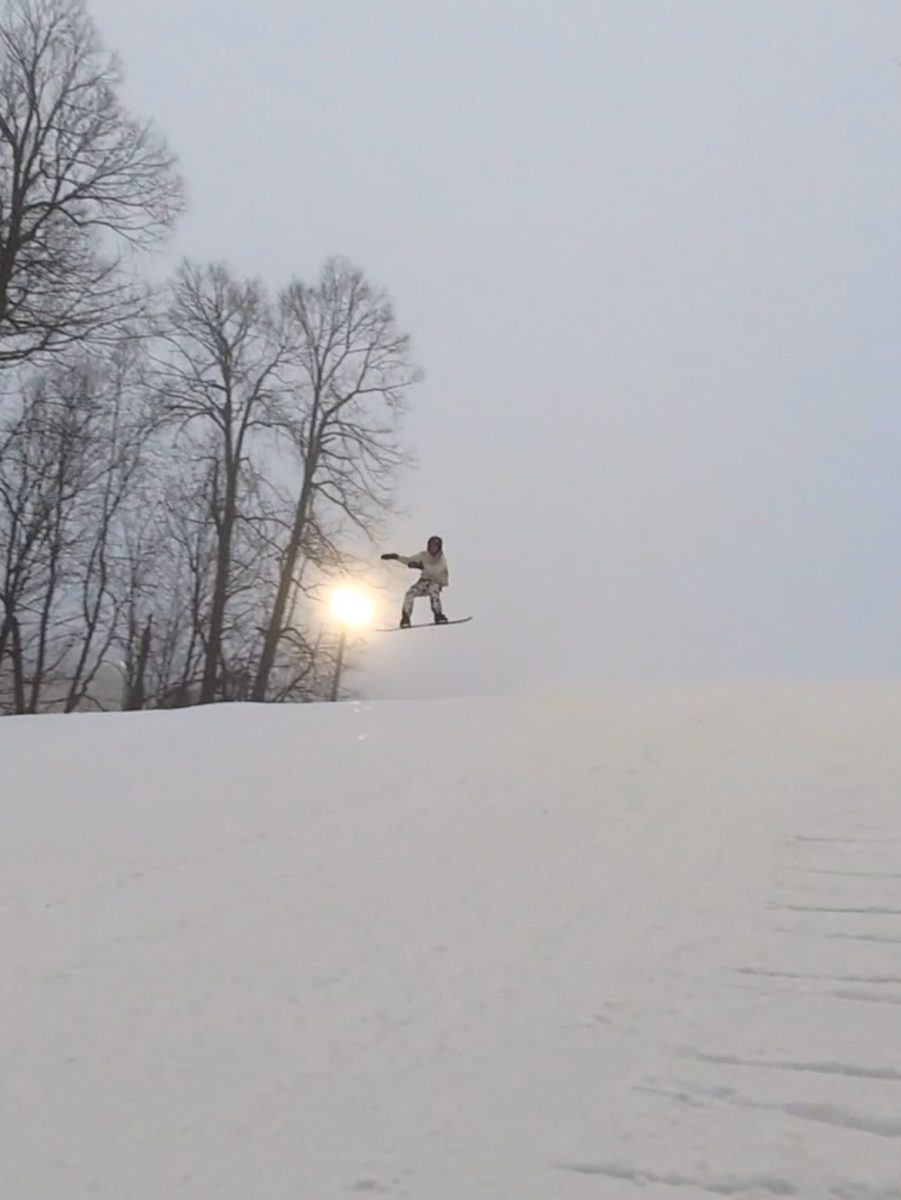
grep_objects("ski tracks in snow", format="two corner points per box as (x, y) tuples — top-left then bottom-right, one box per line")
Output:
(561, 728), (901, 1200)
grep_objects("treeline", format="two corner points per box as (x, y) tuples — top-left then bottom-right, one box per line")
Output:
(0, 0), (419, 713)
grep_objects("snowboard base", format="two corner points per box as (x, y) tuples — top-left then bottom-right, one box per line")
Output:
(376, 617), (473, 632)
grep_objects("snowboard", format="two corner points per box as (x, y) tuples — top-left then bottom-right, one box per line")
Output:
(376, 617), (473, 632)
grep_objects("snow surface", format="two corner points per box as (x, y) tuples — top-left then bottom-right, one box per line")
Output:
(3, 684), (901, 1200)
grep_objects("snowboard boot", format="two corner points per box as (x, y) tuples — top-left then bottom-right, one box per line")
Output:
(433, 612), (449, 625)
(400, 612), (411, 629)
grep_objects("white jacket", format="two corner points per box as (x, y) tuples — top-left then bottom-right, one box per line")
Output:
(399, 550), (449, 587)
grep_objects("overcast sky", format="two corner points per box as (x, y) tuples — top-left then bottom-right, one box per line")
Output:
(91, 0), (901, 698)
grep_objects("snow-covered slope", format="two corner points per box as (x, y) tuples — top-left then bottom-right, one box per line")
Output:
(3, 685), (901, 1200)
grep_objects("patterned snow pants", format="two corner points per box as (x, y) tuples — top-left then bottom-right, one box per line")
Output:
(403, 578), (444, 618)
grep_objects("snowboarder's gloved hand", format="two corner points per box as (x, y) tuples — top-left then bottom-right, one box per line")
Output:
(407, 560), (423, 570)
(380, 552), (399, 560)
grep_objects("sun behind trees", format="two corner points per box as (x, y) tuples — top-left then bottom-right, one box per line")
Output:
(0, 0), (421, 713)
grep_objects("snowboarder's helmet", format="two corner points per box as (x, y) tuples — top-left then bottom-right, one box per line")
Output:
(427, 535), (443, 555)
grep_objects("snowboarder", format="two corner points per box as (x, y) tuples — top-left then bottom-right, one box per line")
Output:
(381, 536), (449, 628)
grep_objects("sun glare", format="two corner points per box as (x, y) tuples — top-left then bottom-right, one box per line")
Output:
(328, 585), (375, 630)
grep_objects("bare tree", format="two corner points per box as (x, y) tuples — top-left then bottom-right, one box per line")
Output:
(0, 395), (41, 710)
(0, 0), (183, 365)
(0, 368), (77, 711)
(0, 367), (89, 709)
(251, 259), (418, 701)
(155, 261), (290, 704)
(0, 346), (151, 712)
(61, 346), (153, 711)
(112, 474), (202, 711)
(114, 465), (212, 712)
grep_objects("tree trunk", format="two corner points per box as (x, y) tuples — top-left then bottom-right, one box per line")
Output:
(200, 471), (238, 704)
(7, 613), (27, 715)
(30, 545), (61, 714)
(252, 451), (318, 701)
(125, 617), (153, 711)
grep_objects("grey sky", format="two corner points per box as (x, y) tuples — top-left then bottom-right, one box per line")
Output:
(91, 0), (901, 698)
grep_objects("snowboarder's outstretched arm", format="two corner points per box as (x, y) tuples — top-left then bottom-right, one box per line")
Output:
(382, 552), (424, 568)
